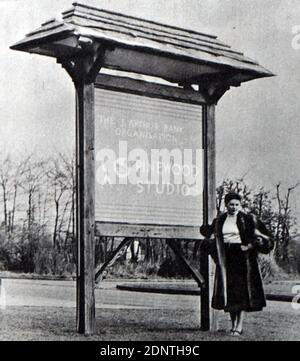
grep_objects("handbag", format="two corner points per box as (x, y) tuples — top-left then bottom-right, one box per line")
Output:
(252, 235), (273, 254)
(251, 215), (274, 254)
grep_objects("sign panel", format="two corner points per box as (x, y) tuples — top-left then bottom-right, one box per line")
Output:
(95, 87), (203, 227)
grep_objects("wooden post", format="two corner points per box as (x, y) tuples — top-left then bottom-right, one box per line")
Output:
(75, 81), (96, 335)
(201, 104), (216, 331)
(58, 42), (104, 336)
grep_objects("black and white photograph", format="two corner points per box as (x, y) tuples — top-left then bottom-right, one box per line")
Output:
(0, 0), (300, 345)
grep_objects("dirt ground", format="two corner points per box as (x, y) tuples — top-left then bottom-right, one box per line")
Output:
(0, 278), (299, 341)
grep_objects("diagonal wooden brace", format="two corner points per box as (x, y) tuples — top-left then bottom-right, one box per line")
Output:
(95, 238), (133, 284)
(166, 239), (206, 289)
(57, 38), (105, 85)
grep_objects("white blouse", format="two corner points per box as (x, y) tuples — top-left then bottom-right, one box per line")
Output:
(222, 214), (242, 244)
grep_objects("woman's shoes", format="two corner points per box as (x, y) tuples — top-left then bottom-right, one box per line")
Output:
(230, 329), (243, 336)
(233, 329), (243, 336)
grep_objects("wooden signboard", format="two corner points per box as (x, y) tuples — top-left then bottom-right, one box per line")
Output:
(95, 74), (205, 240)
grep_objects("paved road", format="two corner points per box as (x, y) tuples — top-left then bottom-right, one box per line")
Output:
(0, 278), (299, 340)
(0, 278), (202, 310)
(1, 278), (299, 315)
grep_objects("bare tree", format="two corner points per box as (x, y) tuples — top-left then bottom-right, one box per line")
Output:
(0, 155), (28, 234)
(273, 183), (299, 265)
(58, 152), (76, 251)
(44, 152), (75, 252)
(0, 155), (13, 231)
(20, 157), (46, 233)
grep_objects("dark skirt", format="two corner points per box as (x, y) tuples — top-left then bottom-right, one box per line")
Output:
(223, 244), (264, 313)
(223, 244), (249, 312)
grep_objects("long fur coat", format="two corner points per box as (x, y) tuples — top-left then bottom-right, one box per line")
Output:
(200, 211), (274, 311)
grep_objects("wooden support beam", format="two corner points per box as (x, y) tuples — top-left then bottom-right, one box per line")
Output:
(58, 38), (106, 336)
(95, 221), (204, 240)
(75, 81), (96, 335)
(95, 238), (133, 284)
(166, 240), (205, 288)
(95, 73), (206, 105)
(201, 104), (216, 331)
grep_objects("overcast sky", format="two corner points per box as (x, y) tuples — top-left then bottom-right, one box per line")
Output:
(1, 0), (300, 221)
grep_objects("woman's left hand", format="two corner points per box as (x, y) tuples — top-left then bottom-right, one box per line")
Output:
(241, 244), (254, 252)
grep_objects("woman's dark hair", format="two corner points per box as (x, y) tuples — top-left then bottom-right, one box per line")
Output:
(224, 192), (242, 205)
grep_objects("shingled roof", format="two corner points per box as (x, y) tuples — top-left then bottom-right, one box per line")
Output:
(11, 2), (273, 85)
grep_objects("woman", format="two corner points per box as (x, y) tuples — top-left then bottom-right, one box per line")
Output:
(200, 192), (273, 336)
